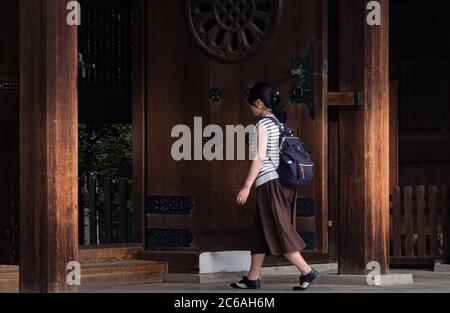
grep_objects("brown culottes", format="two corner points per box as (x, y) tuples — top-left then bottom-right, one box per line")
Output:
(250, 179), (307, 256)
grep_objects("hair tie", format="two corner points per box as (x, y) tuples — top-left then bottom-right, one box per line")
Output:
(273, 90), (280, 102)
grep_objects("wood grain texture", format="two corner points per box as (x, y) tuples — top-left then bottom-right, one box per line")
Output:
(328, 119), (339, 262)
(328, 92), (356, 106)
(391, 187), (401, 258)
(428, 186), (438, 257)
(339, 0), (390, 274)
(20, 0), (78, 292)
(389, 81), (399, 190)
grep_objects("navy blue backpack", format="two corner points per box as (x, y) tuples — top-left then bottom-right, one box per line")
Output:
(268, 117), (314, 190)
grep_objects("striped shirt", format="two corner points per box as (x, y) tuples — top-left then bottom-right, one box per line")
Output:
(253, 115), (281, 187)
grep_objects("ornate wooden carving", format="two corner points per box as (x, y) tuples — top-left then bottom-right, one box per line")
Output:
(187, 0), (282, 62)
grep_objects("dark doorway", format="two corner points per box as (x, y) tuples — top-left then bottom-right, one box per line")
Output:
(77, 0), (135, 246)
(389, 0), (450, 265)
(390, 0), (449, 187)
(0, 0), (20, 264)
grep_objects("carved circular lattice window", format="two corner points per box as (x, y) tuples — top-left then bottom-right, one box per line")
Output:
(187, 0), (282, 62)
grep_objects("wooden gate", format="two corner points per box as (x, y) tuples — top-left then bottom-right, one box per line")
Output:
(79, 177), (133, 246)
(390, 186), (449, 265)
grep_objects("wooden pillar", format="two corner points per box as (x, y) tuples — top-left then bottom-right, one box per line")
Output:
(338, 0), (390, 274)
(20, 0), (78, 292)
(131, 0), (146, 244)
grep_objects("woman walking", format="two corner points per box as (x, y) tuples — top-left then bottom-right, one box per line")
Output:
(231, 83), (319, 291)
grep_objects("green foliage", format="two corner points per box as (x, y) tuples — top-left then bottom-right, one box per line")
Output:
(79, 123), (132, 181)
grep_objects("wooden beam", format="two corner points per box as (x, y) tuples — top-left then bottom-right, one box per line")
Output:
(20, 0), (78, 292)
(328, 91), (365, 106)
(328, 92), (354, 106)
(338, 0), (390, 275)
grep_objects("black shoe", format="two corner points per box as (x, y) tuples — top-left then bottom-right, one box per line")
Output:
(230, 276), (261, 290)
(293, 268), (319, 291)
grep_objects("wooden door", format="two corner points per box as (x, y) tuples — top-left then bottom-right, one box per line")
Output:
(145, 0), (328, 261)
(0, 0), (20, 264)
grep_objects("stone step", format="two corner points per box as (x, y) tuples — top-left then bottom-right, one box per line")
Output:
(0, 265), (19, 279)
(434, 263), (450, 273)
(0, 269), (18, 279)
(81, 270), (165, 287)
(0, 259), (167, 292)
(79, 245), (142, 262)
(0, 279), (18, 293)
(81, 260), (167, 275)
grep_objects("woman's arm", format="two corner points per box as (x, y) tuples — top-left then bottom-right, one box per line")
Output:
(237, 125), (268, 206)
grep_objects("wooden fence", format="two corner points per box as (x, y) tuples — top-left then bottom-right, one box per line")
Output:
(390, 186), (449, 265)
(79, 176), (132, 245)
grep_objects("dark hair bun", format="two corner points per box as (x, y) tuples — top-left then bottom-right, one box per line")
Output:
(247, 82), (288, 123)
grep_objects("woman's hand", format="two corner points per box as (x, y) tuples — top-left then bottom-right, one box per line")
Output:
(237, 186), (251, 206)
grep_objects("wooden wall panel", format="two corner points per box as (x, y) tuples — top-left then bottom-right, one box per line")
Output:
(146, 0), (328, 256)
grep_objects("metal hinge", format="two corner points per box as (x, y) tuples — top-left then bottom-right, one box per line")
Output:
(354, 91), (365, 106)
(322, 59), (328, 73)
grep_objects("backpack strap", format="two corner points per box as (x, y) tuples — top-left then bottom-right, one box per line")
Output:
(265, 116), (284, 168)
(266, 116), (284, 134)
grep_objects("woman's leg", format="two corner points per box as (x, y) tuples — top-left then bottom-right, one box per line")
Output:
(248, 254), (266, 280)
(284, 251), (312, 276)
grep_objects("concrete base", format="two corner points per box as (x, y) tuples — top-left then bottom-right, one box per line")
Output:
(199, 251), (251, 274)
(81, 269), (450, 293)
(165, 272), (241, 284)
(434, 263), (450, 273)
(164, 263), (338, 284)
(165, 266), (414, 287)
(314, 273), (414, 286)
